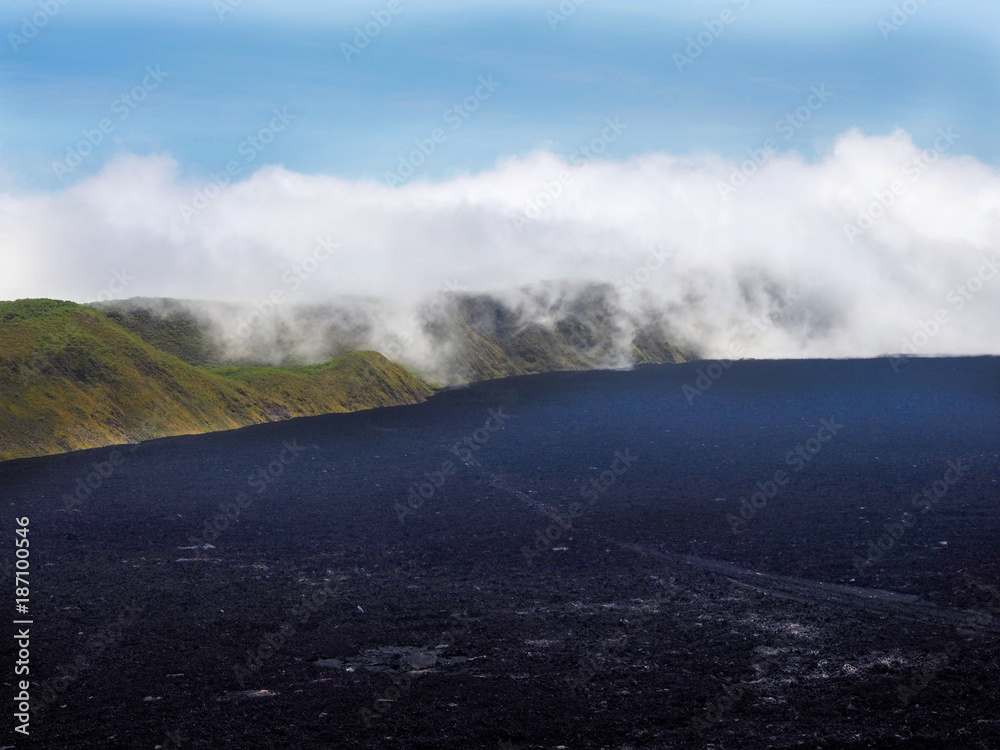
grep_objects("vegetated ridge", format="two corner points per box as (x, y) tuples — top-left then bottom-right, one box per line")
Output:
(0, 299), (432, 461)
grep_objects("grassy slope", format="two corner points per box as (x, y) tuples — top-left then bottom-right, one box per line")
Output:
(95, 299), (224, 367)
(0, 300), (432, 461)
(213, 351), (434, 415)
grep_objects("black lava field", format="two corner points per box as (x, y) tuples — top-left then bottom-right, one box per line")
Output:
(2, 357), (999, 749)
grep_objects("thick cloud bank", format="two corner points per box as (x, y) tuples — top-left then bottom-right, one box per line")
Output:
(2, 128), (999, 366)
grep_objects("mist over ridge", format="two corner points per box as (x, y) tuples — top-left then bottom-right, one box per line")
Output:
(5, 128), (999, 376)
(90, 283), (690, 387)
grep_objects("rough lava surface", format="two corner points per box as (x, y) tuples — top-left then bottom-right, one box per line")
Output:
(2, 356), (999, 748)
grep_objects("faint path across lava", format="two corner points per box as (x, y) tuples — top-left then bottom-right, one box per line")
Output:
(482, 467), (999, 634)
(623, 543), (1000, 634)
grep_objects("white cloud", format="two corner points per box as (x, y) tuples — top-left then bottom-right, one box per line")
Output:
(2, 128), (999, 368)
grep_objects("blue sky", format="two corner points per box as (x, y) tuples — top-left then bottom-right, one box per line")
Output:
(3, 2), (1000, 359)
(1, 0), (998, 190)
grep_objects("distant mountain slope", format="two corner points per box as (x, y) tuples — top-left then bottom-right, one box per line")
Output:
(96, 297), (226, 367)
(90, 297), (375, 369)
(424, 287), (689, 382)
(0, 300), (432, 461)
(92, 285), (690, 383)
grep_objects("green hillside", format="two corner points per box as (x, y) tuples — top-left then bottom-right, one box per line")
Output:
(96, 298), (225, 367)
(212, 352), (434, 414)
(0, 300), (432, 462)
